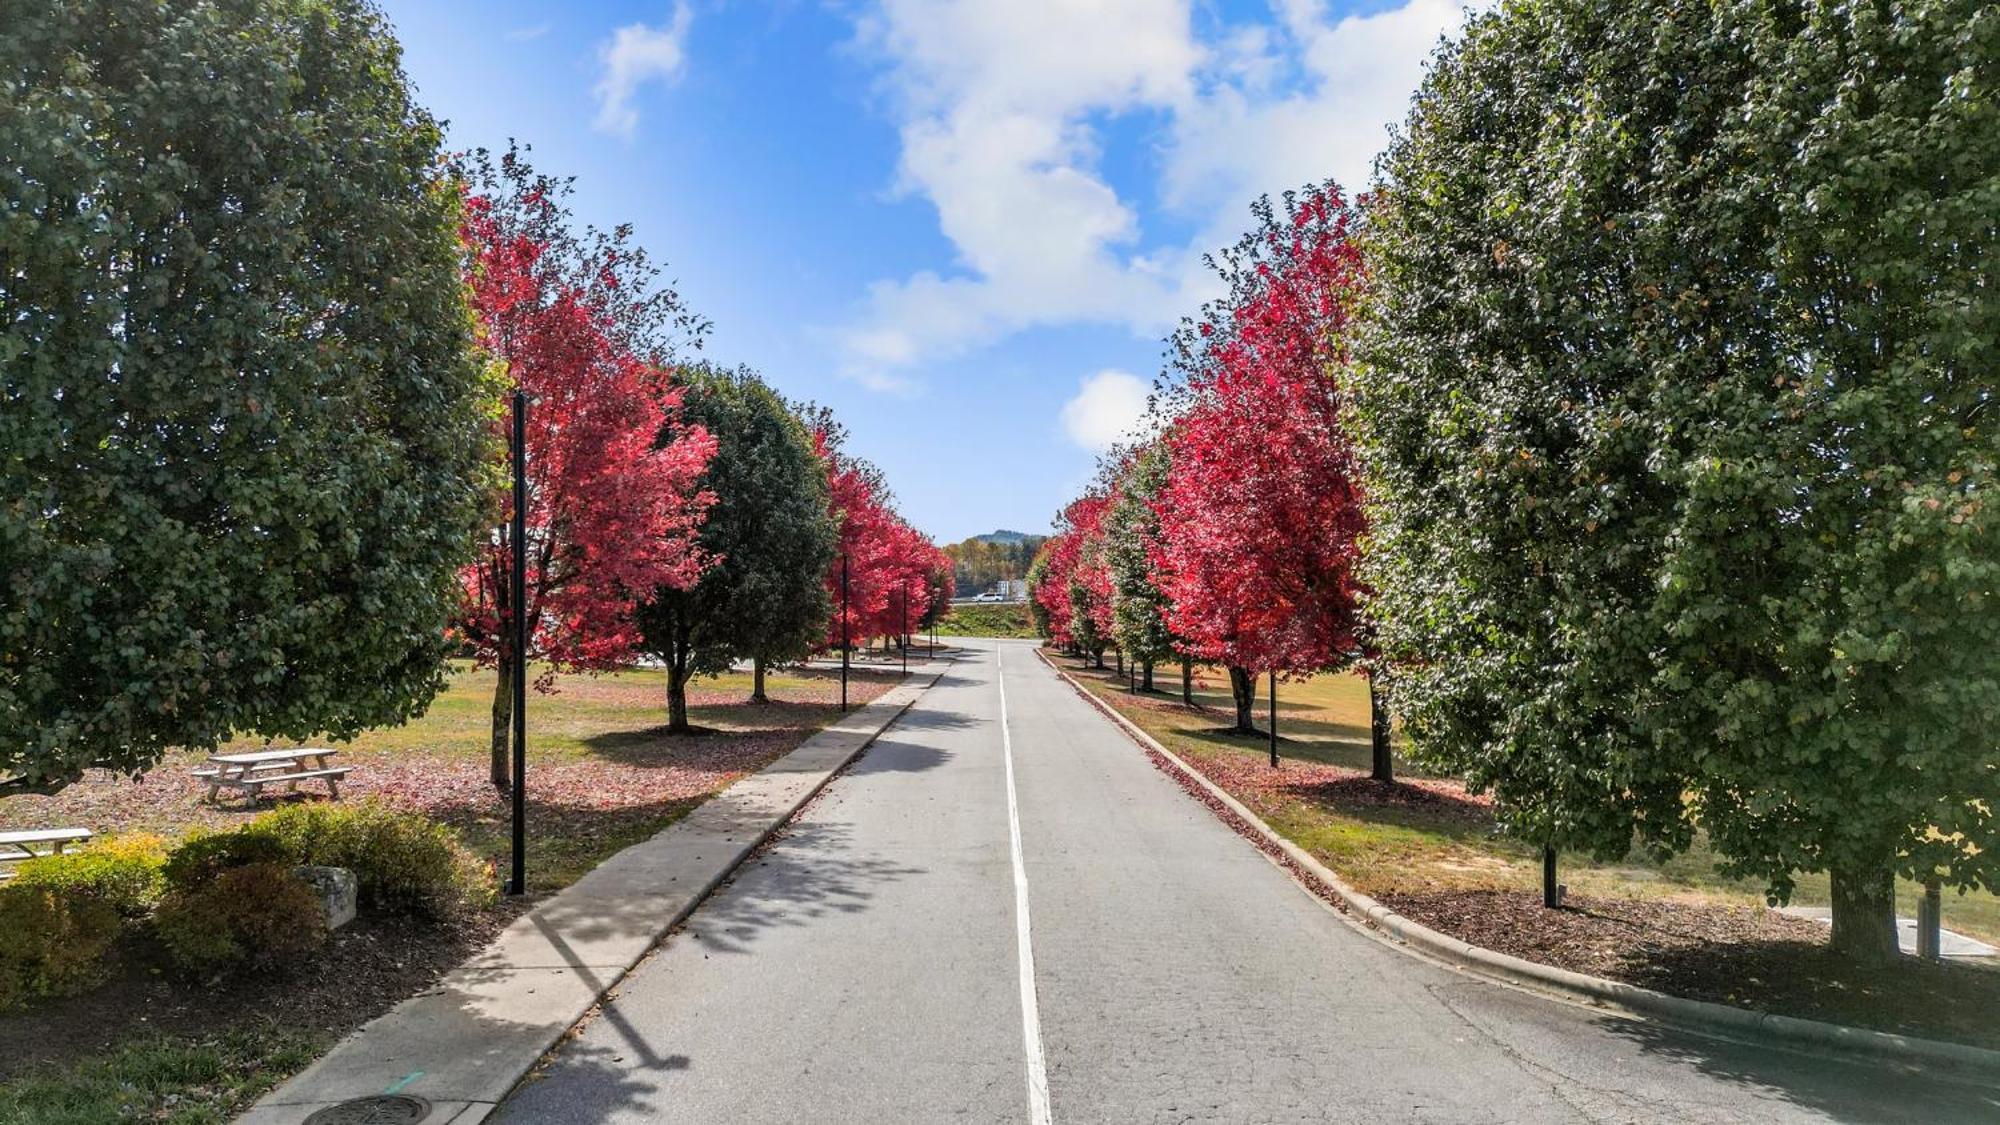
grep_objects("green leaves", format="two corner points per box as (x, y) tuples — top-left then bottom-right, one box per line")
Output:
(1, 0), (494, 793)
(635, 366), (838, 680)
(1354, 0), (2000, 901)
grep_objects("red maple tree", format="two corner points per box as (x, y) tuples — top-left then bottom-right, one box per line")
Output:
(811, 421), (949, 653)
(455, 149), (717, 787)
(1034, 493), (1114, 664)
(1152, 183), (1372, 738)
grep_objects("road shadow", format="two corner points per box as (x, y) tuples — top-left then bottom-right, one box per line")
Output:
(677, 819), (926, 956)
(883, 706), (980, 736)
(1591, 1011), (2000, 1123)
(495, 1033), (690, 1124)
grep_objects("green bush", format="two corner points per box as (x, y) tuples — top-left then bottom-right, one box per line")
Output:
(258, 802), (494, 919)
(0, 883), (122, 1008)
(161, 827), (296, 893)
(154, 863), (327, 977)
(12, 834), (168, 917)
(158, 802), (492, 921)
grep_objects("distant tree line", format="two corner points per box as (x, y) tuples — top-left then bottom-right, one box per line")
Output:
(942, 534), (1046, 596)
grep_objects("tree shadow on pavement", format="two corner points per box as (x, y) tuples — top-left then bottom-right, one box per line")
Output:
(678, 820), (927, 957)
(1592, 1012), (2000, 1124)
(496, 1034), (690, 1124)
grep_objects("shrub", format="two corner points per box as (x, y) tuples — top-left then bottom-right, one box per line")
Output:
(154, 863), (327, 977)
(12, 834), (169, 917)
(257, 802), (494, 920)
(0, 883), (122, 1008)
(161, 827), (296, 894)
(155, 802), (493, 922)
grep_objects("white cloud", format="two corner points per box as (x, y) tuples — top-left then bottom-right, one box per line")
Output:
(506, 23), (551, 42)
(841, 0), (1475, 390)
(1161, 0), (1467, 225)
(1060, 370), (1152, 451)
(593, 4), (693, 139)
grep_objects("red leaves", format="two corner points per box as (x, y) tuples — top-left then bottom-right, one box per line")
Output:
(454, 170), (717, 679)
(1033, 493), (1112, 647)
(1151, 182), (1371, 677)
(816, 428), (950, 647)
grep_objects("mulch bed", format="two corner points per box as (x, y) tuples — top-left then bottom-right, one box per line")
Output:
(0, 899), (526, 1084)
(1380, 889), (2000, 1050)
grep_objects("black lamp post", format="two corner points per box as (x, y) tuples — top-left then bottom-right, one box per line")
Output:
(840, 551), (850, 712)
(508, 389), (528, 897)
(1267, 670), (1278, 768)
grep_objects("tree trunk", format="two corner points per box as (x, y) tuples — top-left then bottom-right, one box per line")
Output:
(1093, 647), (1105, 670)
(1830, 863), (1901, 961)
(1182, 656), (1193, 706)
(667, 659), (692, 734)
(1141, 660), (1154, 692)
(1369, 673), (1393, 782)
(751, 657), (769, 704)
(1228, 666), (1257, 733)
(1115, 649), (1124, 676)
(489, 659), (513, 791)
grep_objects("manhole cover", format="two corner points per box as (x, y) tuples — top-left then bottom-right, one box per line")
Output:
(303, 1095), (432, 1125)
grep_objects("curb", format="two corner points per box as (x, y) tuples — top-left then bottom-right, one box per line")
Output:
(1035, 648), (2000, 1080)
(241, 658), (957, 1124)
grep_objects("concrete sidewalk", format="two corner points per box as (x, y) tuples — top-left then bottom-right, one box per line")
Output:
(240, 659), (954, 1125)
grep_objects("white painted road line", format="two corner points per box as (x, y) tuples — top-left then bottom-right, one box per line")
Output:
(998, 642), (1053, 1125)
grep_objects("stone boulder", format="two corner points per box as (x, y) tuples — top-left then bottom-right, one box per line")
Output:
(295, 865), (358, 930)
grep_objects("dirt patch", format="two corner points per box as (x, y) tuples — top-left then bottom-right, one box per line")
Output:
(1379, 889), (2000, 1050)
(0, 901), (525, 1084)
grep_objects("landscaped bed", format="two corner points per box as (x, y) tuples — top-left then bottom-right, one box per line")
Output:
(0, 661), (901, 1124)
(1053, 651), (2000, 1052)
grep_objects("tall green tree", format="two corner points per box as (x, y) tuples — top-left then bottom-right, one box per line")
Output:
(1357, 0), (2000, 959)
(637, 367), (837, 732)
(1, 0), (495, 796)
(1104, 444), (1178, 692)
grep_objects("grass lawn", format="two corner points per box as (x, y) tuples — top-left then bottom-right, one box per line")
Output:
(0, 660), (901, 1123)
(1053, 650), (2000, 1048)
(0, 661), (901, 893)
(935, 602), (1036, 638)
(0, 1027), (320, 1125)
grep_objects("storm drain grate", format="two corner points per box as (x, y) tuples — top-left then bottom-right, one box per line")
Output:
(303, 1094), (433, 1125)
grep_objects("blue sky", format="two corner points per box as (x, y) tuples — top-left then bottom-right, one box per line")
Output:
(379, 0), (1470, 543)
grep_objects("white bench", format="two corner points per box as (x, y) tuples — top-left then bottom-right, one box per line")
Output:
(201, 748), (351, 803)
(0, 828), (94, 878)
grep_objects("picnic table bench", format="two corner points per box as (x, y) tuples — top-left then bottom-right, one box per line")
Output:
(197, 748), (350, 803)
(0, 828), (94, 878)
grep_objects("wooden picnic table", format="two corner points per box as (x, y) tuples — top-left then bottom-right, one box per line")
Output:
(197, 747), (351, 803)
(0, 828), (94, 877)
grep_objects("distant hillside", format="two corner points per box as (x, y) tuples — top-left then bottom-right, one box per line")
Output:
(943, 531), (1049, 594)
(971, 529), (1042, 546)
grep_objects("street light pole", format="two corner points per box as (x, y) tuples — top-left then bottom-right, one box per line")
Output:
(840, 551), (850, 712)
(508, 390), (528, 897)
(1267, 669), (1278, 769)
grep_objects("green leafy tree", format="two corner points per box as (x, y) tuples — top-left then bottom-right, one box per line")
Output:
(637, 367), (837, 731)
(1357, 0), (2000, 958)
(0, 0), (495, 796)
(1024, 550), (1055, 641)
(1104, 444), (1179, 691)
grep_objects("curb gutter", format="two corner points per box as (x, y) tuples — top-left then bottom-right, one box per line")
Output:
(241, 658), (956, 1125)
(1035, 648), (2000, 1080)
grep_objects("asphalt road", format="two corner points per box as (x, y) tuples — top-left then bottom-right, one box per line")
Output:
(493, 639), (2000, 1124)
